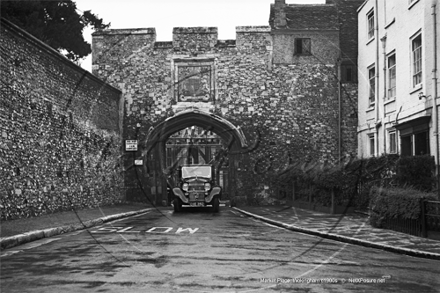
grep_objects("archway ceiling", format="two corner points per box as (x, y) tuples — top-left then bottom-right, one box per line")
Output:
(143, 109), (248, 154)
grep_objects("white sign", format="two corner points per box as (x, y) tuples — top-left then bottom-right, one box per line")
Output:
(125, 140), (138, 151)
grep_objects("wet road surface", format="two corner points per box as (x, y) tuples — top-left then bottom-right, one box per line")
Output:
(1, 207), (439, 292)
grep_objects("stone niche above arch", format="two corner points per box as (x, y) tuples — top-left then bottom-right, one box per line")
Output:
(171, 55), (217, 113)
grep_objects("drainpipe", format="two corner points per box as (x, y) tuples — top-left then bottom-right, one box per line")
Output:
(395, 105), (402, 154)
(375, 0), (380, 156)
(338, 59), (342, 163)
(381, 34), (387, 154)
(432, 1), (439, 199)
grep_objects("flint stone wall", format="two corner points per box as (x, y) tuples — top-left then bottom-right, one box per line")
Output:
(0, 19), (124, 220)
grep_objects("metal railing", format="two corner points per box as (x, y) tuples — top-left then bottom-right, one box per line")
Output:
(383, 217), (422, 237)
(287, 181), (440, 239)
(378, 200), (440, 238)
(421, 200), (440, 238)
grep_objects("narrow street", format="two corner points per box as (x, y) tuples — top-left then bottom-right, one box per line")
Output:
(1, 207), (439, 293)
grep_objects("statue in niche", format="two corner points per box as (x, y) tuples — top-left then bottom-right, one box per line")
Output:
(178, 66), (211, 102)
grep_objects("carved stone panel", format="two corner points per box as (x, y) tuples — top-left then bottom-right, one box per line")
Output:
(172, 58), (216, 108)
(177, 66), (212, 102)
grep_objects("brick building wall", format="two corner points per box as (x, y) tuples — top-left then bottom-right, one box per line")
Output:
(0, 19), (124, 220)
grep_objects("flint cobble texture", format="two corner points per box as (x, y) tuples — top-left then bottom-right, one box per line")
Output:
(0, 19), (125, 220)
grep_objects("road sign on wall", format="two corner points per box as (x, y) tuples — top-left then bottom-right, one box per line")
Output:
(125, 140), (138, 151)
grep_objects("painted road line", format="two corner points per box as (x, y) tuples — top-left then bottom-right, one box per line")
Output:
(1, 238), (62, 258)
(1, 250), (23, 257)
(99, 210), (152, 225)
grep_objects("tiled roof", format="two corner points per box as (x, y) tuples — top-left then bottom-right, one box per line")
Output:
(335, 0), (365, 61)
(269, 0), (365, 63)
(270, 4), (339, 30)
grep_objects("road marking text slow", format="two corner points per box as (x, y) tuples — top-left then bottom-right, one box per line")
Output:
(91, 226), (199, 234)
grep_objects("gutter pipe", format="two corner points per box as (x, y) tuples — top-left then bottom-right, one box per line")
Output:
(375, 0), (380, 156)
(432, 2), (439, 199)
(381, 35), (387, 154)
(338, 59), (342, 164)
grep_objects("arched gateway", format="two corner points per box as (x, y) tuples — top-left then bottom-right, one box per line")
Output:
(139, 109), (253, 206)
(144, 109), (248, 155)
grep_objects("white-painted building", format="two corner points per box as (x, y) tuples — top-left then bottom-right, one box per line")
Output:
(357, 0), (439, 163)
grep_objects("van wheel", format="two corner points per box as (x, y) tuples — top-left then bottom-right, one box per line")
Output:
(212, 197), (220, 213)
(173, 198), (182, 212)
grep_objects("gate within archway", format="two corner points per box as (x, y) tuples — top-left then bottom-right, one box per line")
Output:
(165, 126), (228, 197)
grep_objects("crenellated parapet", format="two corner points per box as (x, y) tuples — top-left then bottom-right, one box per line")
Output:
(92, 28), (156, 72)
(236, 26), (272, 51)
(92, 26), (274, 59)
(172, 27), (218, 52)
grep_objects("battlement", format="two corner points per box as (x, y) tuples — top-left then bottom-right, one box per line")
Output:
(93, 26), (271, 43)
(236, 26), (271, 33)
(92, 28), (156, 36)
(172, 27), (218, 49)
(92, 26), (273, 56)
(172, 27), (218, 34)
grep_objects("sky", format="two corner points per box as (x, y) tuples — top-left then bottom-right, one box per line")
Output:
(75, 0), (326, 72)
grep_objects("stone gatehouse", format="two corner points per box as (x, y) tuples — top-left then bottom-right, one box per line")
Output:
(92, 0), (361, 205)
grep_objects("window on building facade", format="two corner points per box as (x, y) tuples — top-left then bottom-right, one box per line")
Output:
(415, 131), (429, 155)
(367, 10), (375, 40)
(401, 135), (412, 156)
(369, 134), (375, 156)
(401, 132), (429, 156)
(368, 66), (375, 107)
(341, 64), (357, 83)
(294, 38), (311, 55)
(389, 130), (397, 153)
(412, 34), (422, 87)
(398, 118), (430, 156)
(387, 54), (396, 100)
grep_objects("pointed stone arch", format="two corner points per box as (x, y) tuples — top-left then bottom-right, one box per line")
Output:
(143, 109), (248, 155)
(142, 109), (251, 205)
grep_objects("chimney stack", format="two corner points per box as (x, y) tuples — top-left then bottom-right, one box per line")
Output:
(274, 0), (286, 27)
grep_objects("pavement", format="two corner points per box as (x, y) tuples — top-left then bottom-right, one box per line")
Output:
(234, 206), (440, 261)
(0, 203), (152, 250)
(1, 203), (440, 260)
